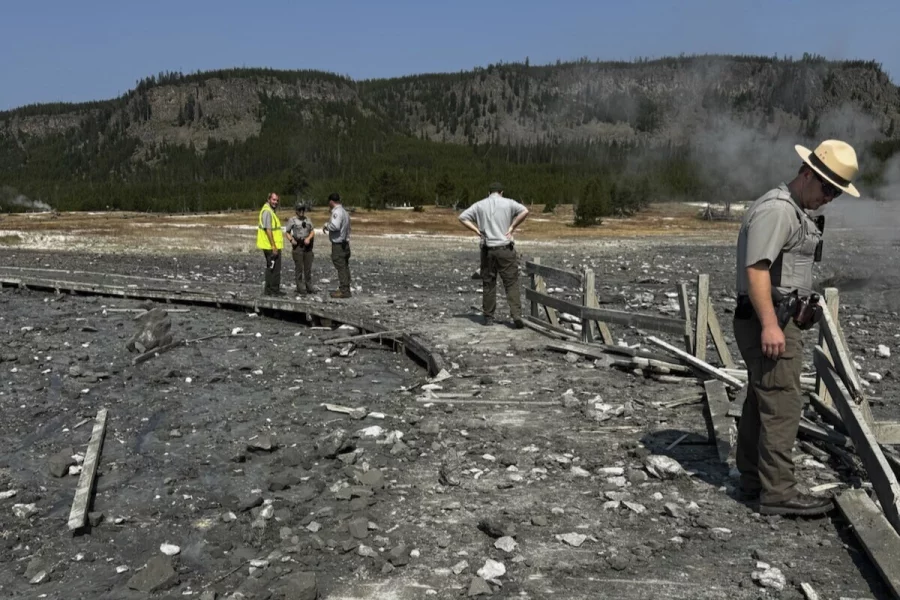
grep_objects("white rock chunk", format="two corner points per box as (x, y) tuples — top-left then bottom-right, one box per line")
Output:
(477, 559), (506, 582)
(556, 532), (587, 547)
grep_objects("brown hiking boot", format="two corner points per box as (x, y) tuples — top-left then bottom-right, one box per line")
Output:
(330, 290), (352, 299)
(759, 493), (833, 517)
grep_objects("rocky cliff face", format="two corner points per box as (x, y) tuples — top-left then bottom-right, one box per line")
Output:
(2, 56), (897, 155)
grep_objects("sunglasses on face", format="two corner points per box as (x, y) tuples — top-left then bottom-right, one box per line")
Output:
(813, 172), (842, 198)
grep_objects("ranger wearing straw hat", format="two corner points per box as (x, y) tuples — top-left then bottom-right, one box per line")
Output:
(732, 139), (860, 517)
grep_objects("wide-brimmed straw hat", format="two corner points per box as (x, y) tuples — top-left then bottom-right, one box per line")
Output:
(794, 139), (860, 197)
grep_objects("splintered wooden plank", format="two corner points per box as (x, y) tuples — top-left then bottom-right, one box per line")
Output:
(816, 288), (840, 408)
(703, 380), (734, 463)
(676, 283), (694, 354)
(835, 489), (900, 599)
(523, 260), (582, 288)
(816, 347), (900, 534)
(68, 409), (109, 532)
(646, 336), (744, 389)
(695, 275), (710, 361)
(545, 341), (613, 363)
(705, 298), (735, 369)
(819, 296), (863, 401)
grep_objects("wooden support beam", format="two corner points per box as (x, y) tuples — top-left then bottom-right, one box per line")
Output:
(703, 380), (734, 463)
(581, 268), (595, 344)
(819, 296), (863, 402)
(68, 409), (109, 532)
(705, 297), (735, 369)
(582, 268), (613, 345)
(676, 283), (694, 354)
(529, 258), (560, 327)
(816, 287), (840, 409)
(646, 336), (744, 389)
(524, 288), (687, 335)
(695, 274), (710, 362)
(835, 489), (900, 599)
(816, 347), (900, 534)
(523, 260), (582, 288)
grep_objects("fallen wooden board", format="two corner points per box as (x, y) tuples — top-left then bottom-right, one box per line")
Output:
(68, 409), (109, 532)
(703, 380), (734, 463)
(131, 339), (185, 366)
(797, 418), (852, 448)
(816, 347), (900, 534)
(322, 329), (406, 344)
(835, 489), (900, 599)
(646, 336), (744, 389)
(522, 315), (579, 339)
(695, 275), (709, 362)
(727, 385), (749, 418)
(545, 341), (614, 363)
(524, 260), (582, 288)
(416, 398), (558, 406)
(525, 288), (687, 335)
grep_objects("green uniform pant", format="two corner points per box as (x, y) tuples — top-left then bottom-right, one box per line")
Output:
(331, 242), (351, 293)
(263, 249), (281, 294)
(481, 245), (521, 320)
(733, 317), (804, 504)
(292, 245), (315, 291)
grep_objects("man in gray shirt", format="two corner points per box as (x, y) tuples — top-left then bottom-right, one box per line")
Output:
(732, 139), (860, 517)
(284, 202), (317, 294)
(459, 182), (530, 327)
(322, 192), (352, 298)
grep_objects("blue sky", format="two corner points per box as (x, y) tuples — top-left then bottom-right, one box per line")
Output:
(2, 0), (899, 111)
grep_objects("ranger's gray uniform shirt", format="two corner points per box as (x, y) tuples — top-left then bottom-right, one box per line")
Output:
(285, 216), (314, 242)
(325, 205), (351, 243)
(736, 183), (821, 297)
(459, 193), (527, 248)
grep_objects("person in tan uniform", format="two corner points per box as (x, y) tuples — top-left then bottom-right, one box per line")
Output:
(733, 139), (860, 516)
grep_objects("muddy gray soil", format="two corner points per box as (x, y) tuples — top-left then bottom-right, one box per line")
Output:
(0, 227), (898, 599)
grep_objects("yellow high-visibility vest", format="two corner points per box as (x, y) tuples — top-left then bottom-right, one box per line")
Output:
(256, 204), (283, 250)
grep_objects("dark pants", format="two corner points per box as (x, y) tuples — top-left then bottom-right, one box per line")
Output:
(263, 249), (281, 294)
(292, 245), (315, 291)
(733, 316), (804, 504)
(482, 245), (521, 320)
(331, 242), (351, 293)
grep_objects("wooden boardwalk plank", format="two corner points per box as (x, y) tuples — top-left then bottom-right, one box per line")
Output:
(816, 347), (900, 534)
(835, 489), (900, 599)
(68, 409), (109, 532)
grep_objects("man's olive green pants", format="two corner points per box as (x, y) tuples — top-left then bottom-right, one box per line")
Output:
(331, 242), (351, 293)
(481, 245), (521, 320)
(292, 246), (315, 291)
(733, 317), (804, 504)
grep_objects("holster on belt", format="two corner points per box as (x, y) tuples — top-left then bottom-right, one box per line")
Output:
(736, 290), (822, 330)
(774, 290), (823, 330)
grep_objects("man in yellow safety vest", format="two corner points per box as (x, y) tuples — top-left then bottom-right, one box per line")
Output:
(257, 192), (284, 296)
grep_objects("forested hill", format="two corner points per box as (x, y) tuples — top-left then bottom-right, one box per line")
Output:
(2, 55), (899, 213)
